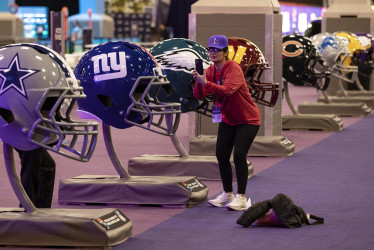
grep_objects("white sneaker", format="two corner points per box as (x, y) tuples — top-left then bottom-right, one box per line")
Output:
(208, 192), (235, 207)
(246, 197), (252, 209)
(226, 194), (247, 211)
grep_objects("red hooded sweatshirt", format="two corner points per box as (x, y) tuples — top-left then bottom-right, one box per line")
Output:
(193, 60), (260, 126)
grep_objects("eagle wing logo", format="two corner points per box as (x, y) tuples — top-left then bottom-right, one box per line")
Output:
(153, 48), (210, 73)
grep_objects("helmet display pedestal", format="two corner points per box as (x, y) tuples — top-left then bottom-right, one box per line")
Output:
(298, 88), (371, 117)
(58, 124), (208, 206)
(316, 78), (374, 108)
(189, 134), (295, 157)
(318, 79), (374, 108)
(335, 77), (374, 97)
(0, 144), (132, 247)
(281, 81), (343, 131)
(127, 133), (253, 180)
(188, 0), (295, 157)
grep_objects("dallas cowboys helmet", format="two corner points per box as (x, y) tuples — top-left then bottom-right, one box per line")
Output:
(74, 41), (181, 136)
(149, 38), (211, 113)
(0, 43), (98, 161)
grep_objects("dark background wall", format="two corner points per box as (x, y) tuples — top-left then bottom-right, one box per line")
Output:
(167, 0), (198, 38)
(15, 0), (79, 16)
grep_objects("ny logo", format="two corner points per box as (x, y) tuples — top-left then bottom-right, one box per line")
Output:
(91, 52), (127, 81)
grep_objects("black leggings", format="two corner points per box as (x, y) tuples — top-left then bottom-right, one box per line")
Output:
(216, 122), (259, 194)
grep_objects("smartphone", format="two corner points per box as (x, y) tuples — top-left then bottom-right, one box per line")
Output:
(195, 58), (204, 75)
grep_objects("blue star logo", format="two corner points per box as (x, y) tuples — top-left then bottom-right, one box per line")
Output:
(0, 54), (38, 99)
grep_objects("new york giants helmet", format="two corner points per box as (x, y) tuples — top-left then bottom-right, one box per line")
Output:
(282, 34), (330, 90)
(74, 41), (181, 135)
(228, 37), (279, 107)
(310, 33), (358, 83)
(0, 43), (98, 161)
(149, 38), (211, 113)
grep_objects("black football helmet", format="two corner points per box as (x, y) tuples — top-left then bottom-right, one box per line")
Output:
(282, 34), (330, 90)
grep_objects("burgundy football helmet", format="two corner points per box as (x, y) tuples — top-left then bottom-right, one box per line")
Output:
(228, 37), (279, 107)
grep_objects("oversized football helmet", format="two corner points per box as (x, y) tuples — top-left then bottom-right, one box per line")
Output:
(355, 32), (374, 70)
(0, 43), (98, 161)
(333, 31), (366, 67)
(310, 33), (358, 83)
(74, 41), (181, 136)
(282, 34), (330, 90)
(228, 37), (279, 107)
(149, 38), (211, 113)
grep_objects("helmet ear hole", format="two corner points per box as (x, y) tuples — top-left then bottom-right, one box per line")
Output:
(0, 108), (15, 123)
(98, 94), (113, 108)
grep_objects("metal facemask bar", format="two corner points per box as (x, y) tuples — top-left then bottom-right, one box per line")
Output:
(192, 97), (214, 117)
(306, 57), (331, 91)
(331, 52), (358, 83)
(244, 64), (279, 107)
(30, 86), (99, 162)
(125, 74), (181, 136)
(183, 78), (213, 116)
(190, 78), (213, 117)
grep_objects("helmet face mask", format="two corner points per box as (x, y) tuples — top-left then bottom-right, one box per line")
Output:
(125, 72), (181, 135)
(0, 44), (98, 161)
(75, 41), (181, 136)
(282, 34), (331, 90)
(228, 37), (279, 107)
(149, 38), (212, 115)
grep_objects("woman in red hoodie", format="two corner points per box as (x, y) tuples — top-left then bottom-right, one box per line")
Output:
(193, 35), (260, 211)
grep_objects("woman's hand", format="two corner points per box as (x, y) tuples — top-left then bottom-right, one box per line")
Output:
(192, 69), (207, 86)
